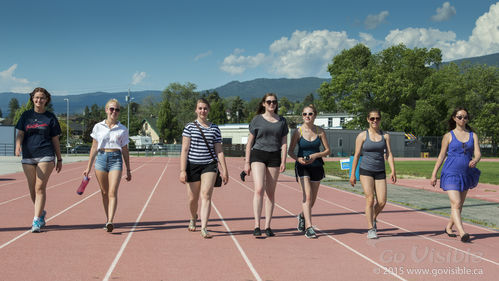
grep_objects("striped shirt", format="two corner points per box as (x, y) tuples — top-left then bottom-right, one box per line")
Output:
(182, 120), (222, 164)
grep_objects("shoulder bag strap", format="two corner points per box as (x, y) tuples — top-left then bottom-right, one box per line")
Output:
(194, 121), (217, 162)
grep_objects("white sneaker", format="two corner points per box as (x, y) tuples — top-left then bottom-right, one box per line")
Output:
(367, 228), (378, 239)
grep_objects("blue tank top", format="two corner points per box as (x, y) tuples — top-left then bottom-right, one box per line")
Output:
(296, 126), (323, 167)
(359, 130), (386, 172)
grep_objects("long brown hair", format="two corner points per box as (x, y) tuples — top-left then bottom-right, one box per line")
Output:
(256, 93), (278, 114)
(448, 107), (473, 131)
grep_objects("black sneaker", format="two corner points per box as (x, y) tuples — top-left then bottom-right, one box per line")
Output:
(305, 227), (317, 239)
(253, 227), (262, 237)
(265, 228), (275, 237)
(297, 213), (305, 232)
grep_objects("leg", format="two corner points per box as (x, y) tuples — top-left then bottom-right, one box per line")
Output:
(251, 162), (267, 228)
(299, 177), (313, 229)
(199, 172), (216, 229)
(187, 181), (201, 221)
(373, 179), (387, 221)
(22, 164), (37, 204)
(33, 162), (55, 217)
(264, 167), (280, 229)
(360, 175), (376, 229)
(447, 190), (468, 237)
(95, 170), (110, 222)
(106, 170), (122, 223)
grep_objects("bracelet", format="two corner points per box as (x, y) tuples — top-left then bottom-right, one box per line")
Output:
(57, 158), (63, 161)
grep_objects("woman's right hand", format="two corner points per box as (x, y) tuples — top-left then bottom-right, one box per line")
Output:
(244, 162), (251, 176)
(83, 168), (90, 178)
(430, 175), (437, 187)
(15, 146), (21, 156)
(179, 171), (187, 184)
(349, 175), (356, 187)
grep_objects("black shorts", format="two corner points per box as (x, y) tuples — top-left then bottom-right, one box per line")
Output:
(186, 161), (218, 182)
(249, 149), (281, 167)
(359, 168), (386, 180)
(295, 164), (325, 182)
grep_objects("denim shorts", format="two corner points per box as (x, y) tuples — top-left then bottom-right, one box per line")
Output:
(21, 156), (55, 165)
(95, 150), (123, 172)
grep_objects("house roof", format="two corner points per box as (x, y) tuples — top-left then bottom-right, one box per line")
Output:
(142, 118), (159, 134)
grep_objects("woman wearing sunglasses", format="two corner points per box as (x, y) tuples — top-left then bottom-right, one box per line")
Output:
(431, 107), (480, 242)
(83, 99), (131, 232)
(288, 104), (330, 238)
(244, 93), (288, 237)
(349, 109), (396, 239)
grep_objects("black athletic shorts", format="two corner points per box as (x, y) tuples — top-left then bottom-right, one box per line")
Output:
(359, 167), (386, 180)
(186, 161), (218, 182)
(249, 149), (281, 167)
(295, 164), (325, 182)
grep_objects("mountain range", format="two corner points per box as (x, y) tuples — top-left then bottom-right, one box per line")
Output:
(1, 52), (498, 116)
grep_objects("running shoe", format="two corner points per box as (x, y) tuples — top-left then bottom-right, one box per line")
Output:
(305, 227), (318, 239)
(40, 210), (47, 227)
(264, 228), (275, 237)
(297, 213), (305, 232)
(31, 219), (42, 233)
(367, 228), (378, 239)
(253, 227), (262, 237)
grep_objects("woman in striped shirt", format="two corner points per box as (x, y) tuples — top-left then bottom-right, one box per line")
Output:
(179, 98), (228, 238)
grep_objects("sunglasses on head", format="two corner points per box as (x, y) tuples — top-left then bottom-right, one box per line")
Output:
(302, 112), (314, 116)
(369, 117), (381, 121)
(456, 115), (468, 120)
(265, 100), (277, 105)
(109, 107), (120, 112)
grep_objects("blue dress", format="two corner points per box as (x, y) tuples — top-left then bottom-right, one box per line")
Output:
(440, 131), (480, 192)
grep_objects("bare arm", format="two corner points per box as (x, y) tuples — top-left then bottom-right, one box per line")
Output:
(83, 139), (99, 178)
(384, 134), (396, 183)
(51, 135), (63, 173)
(279, 134), (288, 173)
(431, 133), (451, 186)
(349, 132), (365, 186)
(312, 127), (331, 159)
(244, 133), (255, 175)
(15, 130), (24, 156)
(469, 132), (481, 168)
(215, 143), (229, 185)
(287, 129), (300, 161)
(121, 144), (131, 181)
(179, 136), (190, 184)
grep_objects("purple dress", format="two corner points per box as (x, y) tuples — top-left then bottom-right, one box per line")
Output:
(440, 131), (480, 191)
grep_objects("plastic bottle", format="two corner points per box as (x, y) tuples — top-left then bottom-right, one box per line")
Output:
(77, 176), (90, 195)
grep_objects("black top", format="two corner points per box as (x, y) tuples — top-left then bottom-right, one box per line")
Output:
(16, 109), (61, 159)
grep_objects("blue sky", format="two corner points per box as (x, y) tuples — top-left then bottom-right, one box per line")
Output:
(1, 0), (499, 95)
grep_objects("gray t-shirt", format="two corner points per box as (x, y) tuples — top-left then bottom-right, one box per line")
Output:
(359, 130), (387, 172)
(249, 114), (289, 152)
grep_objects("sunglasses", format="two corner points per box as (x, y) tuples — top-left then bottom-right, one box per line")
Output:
(369, 117), (381, 121)
(265, 100), (278, 105)
(302, 112), (314, 116)
(109, 107), (120, 113)
(456, 115), (468, 120)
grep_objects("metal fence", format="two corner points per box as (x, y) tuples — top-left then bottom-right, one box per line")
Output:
(0, 143), (14, 156)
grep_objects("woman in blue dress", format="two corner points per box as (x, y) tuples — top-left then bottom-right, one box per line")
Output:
(288, 104), (330, 238)
(431, 107), (481, 242)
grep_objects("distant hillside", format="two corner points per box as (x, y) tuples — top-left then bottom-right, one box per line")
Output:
(0, 77), (329, 115)
(445, 52), (499, 67)
(212, 77), (329, 101)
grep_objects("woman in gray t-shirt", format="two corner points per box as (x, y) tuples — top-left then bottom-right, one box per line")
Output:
(349, 109), (397, 239)
(244, 93), (288, 237)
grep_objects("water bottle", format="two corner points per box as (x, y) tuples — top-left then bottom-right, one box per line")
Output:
(77, 176), (90, 195)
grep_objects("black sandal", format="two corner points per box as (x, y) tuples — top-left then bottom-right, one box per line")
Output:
(444, 228), (457, 237)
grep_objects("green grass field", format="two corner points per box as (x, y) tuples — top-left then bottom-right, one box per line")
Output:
(286, 160), (499, 185)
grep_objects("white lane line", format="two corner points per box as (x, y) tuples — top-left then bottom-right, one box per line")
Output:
(0, 177), (79, 206)
(212, 202), (262, 281)
(103, 159), (169, 281)
(277, 180), (499, 266)
(230, 176), (406, 281)
(0, 160), (152, 250)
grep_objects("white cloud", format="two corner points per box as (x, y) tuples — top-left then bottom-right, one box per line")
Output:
(384, 2), (499, 60)
(364, 11), (389, 30)
(220, 50), (266, 75)
(359, 32), (382, 50)
(0, 64), (36, 93)
(431, 2), (456, 22)
(194, 50), (212, 61)
(131, 71), (146, 85)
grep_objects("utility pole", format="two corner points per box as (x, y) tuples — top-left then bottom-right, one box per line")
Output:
(64, 98), (69, 155)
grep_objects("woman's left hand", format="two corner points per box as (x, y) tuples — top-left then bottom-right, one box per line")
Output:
(56, 160), (62, 173)
(390, 172), (397, 184)
(126, 169), (132, 181)
(469, 159), (478, 168)
(222, 170), (229, 185)
(279, 162), (286, 173)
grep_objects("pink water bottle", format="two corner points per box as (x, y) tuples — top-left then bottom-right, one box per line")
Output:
(77, 176), (90, 195)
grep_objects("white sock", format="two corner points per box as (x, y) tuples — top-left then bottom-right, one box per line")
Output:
(33, 216), (40, 221)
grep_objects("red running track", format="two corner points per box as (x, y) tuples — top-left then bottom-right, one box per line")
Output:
(0, 157), (497, 280)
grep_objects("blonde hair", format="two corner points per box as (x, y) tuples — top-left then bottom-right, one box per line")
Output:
(105, 99), (120, 109)
(303, 104), (317, 116)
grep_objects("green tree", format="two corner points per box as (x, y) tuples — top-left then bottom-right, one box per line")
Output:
(163, 82), (199, 128)
(229, 96), (246, 123)
(157, 99), (181, 143)
(8, 98), (20, 120)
